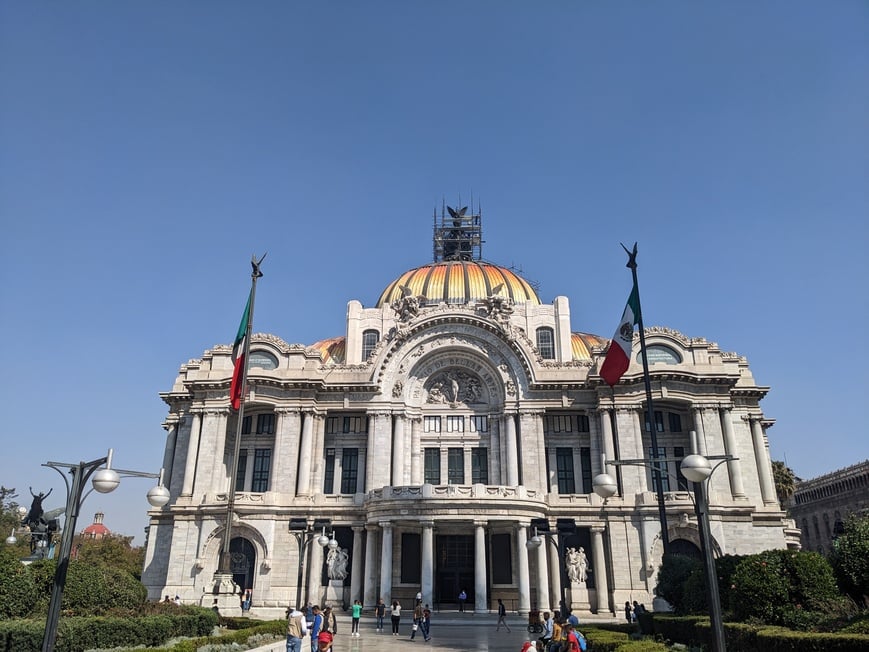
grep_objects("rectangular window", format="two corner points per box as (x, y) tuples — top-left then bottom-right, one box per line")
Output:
(556, 448), (576, 494)
(673, 446), (688, 491)
(326, 416), (340, 434)
(401, 533), (421, 584)
(545, 415), (574, 433)
(471, 448), (489, 484)
(470, 415), (488, 433)
(491, 533), (513, 584)
(448, 448), (464, 484)
(424, 448), (441, 484)
(648, 447), (670, 492)
(446, 415), (465, 433)
(344, 416), (366, 433)
(644, 411), (665, 433)
(241, 416), (252, 435)
(256, 413), (275, 435)
(341, 448), (359, 494)
(537, 327), (555, 360)
(251, 449), (271, 492)
(235, 450), (248, 491)
(323, 448), (335, 494)
(424, 416), (441, 433)
(577, 414), (590, 432)
(668, 413), (682, 433)
(580, 447), (593, 494)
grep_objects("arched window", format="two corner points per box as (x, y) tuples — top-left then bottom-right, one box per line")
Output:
(362, 330), (379, 360)
(641, 344), (682, 365)
(249, 350), (278, 370)
(536, 327), (555, 360)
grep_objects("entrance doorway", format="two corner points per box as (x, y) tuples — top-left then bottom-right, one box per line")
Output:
(436, 535), (474, 608)
(229, 537), (256, 592)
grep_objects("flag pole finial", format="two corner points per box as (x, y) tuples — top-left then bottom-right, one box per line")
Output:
(251, 252), (267, 278)
(620, 242), (638, 270)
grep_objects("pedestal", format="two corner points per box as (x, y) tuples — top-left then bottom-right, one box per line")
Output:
(568, 582), (591, 613)
(201, 572), (242, 613)
(324, 579), (345, 606)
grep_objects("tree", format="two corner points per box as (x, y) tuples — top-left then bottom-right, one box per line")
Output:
(74, 534), (146, 580)
(772, 461), (797, 509)
(830, 513), (869, 606)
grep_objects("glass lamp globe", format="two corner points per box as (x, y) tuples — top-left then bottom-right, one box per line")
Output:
(147, 484), (171, 507)
(592, 473), (618, 498)
(680, 455), (713, 483)
(526, 535), (543, 550)
(92, 468), (121, 494)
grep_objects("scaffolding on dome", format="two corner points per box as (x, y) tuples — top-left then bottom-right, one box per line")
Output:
(433, 202), (483, 262)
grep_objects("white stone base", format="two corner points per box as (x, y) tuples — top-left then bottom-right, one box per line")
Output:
(324, 579), (345, 607)
(568, 583), (591, 613)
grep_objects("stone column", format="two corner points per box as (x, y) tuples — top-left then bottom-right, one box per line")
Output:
(422, 521), (434, 607)
(516, 524), (531, 613)
(750, 417), (778, 505)
(307, 538), (324, 605)
(599, 409), (616, 478)
(719, 406), (745, 498)
(296, 410), (315, 496)
(363, 525), (379, 607)
(356, 449), (367, 494)
(379, 522), (393, 604)
(692, 407), (708, 456)
(504, 413), (519, 486)
(489, 413), (502, 484)
(272, 408), (301, 495)
(210, 409), (231, 493)
(350, 526), (364, 604)
(309, 413), (326, 495)
(410, 417), (423, 484)
(519, 411), (547, 493)
(547, 536), (562, 615)
(161, 422), (178, 495)
(181, 410), (202, 496)
(243, 449), (255, 491)
(392, 413), (406, 486)
(474, 521), (487, 612)
(591, 526), (610, 614)
(192, 409), (221, 496)
(366, 412), (392, 491)
(534, 529), (550, 611)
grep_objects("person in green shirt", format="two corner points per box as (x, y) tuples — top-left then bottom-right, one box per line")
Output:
(351, 599), (363, 636)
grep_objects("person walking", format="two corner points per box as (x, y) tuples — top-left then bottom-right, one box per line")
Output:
(351, 600), (362, 636)
(410, 601), (424, 640)
(309, 606), (323, 652)
(286, 604), (308, 652)
(496, 598), (512, 632)
(390, 599), (402, 635)
(420, 604), (432, 642)
(458, 589), (467, 613)
(374, 598), (386, 632)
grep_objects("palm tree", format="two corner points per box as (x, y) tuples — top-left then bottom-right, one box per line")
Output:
(772, 460), (797, 509)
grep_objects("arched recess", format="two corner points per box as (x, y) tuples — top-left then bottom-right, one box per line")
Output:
(201, 523), (270, 575)
(649, 521), (723, 565)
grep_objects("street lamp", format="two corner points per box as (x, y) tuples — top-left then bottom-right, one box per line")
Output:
(592, 452), (731, 652)
(288, 518), (337, 610)
(40, 449), (170, 652)
(526, 517), (575, 618)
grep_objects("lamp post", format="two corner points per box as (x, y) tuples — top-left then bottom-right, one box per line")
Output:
(40, 449), (170, 652)
(592, 452), (731, 652)
(526, 517), (575, 618)
(288, 518), (337, 610)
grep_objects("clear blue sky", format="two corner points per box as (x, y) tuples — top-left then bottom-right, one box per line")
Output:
(2, 2), (867, 543)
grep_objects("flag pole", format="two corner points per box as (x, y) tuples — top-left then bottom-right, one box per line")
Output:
(622, 243), (670, 555)
(216, 254), (266, 584)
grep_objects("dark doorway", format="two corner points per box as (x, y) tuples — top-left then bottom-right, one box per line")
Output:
(230, 537), (256, 591)
(436, 535), (474, 608)
(669, 538), (701, 559)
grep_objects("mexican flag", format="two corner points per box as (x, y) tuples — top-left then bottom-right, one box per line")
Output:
(230, 290), (252, 410)
(600, 282), (640, 386)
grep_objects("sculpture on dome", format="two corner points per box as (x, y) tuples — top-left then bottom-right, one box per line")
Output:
(391, 285), (421, 322)
(482, 283), (514, 322)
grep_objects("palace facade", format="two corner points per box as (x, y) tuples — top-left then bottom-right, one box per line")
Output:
(142, 207), (796, 614)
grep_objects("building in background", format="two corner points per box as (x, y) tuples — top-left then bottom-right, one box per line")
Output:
(789, 460), (869, 554)
(142, 205), (796, 614)
(80, 512), (111, 540)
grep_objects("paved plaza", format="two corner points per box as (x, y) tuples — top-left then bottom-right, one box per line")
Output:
(250, 613), (621, 652)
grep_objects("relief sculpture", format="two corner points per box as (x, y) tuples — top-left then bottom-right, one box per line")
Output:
(425, 370), (486, 406)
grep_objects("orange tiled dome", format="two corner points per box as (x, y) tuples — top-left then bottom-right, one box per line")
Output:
(376, 260), (540, 308)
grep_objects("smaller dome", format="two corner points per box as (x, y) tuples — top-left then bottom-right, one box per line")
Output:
(377, 260), (540, 308)
(310, 336), (345, 365)
(571, 332), (608, 361)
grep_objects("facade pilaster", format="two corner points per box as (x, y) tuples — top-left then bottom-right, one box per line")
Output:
(272, 408), (301, 495)
(488, 413), (501, 484)
(519, 410), (546, 493)
(307, 537), (324, 605)
(180, 410), (202, 496)
(366, 411), (392, 491)
(503, 413), (519, 486)
(547, 536), (561, 614)
(516, 523), (531, 613)
(750, 417), (778, 505)
(410, 416), (422, 485)
(614, 407), (645, 494)
(350, 526), (364, 604)
(209, 409), (231, 493)
(363, 525), (379, 607)
(692, 407), (708, 456)
(473, 521), (487, 612)
(309, 413), (326, 495)
(700, 406), (730, 499)
(379, 522), (394, 605)
(296, 410), (315, 496)
(422, 521), (434, 607)
(161, 422), (178, 497)
(191, 408), (222, 495)
(392, 413), (406, 486)
(591, 526), (610, 614)
(534, 528), (550, 611)
(719, 406), (745, 499)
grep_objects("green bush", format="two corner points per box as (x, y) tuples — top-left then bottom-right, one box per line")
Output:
(655, 554), (702, 614)
(829, 513), (869, 605)
(61, 560), (147, 614)
(0, 547), (37, 618)
(730, 550), (790, 623)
